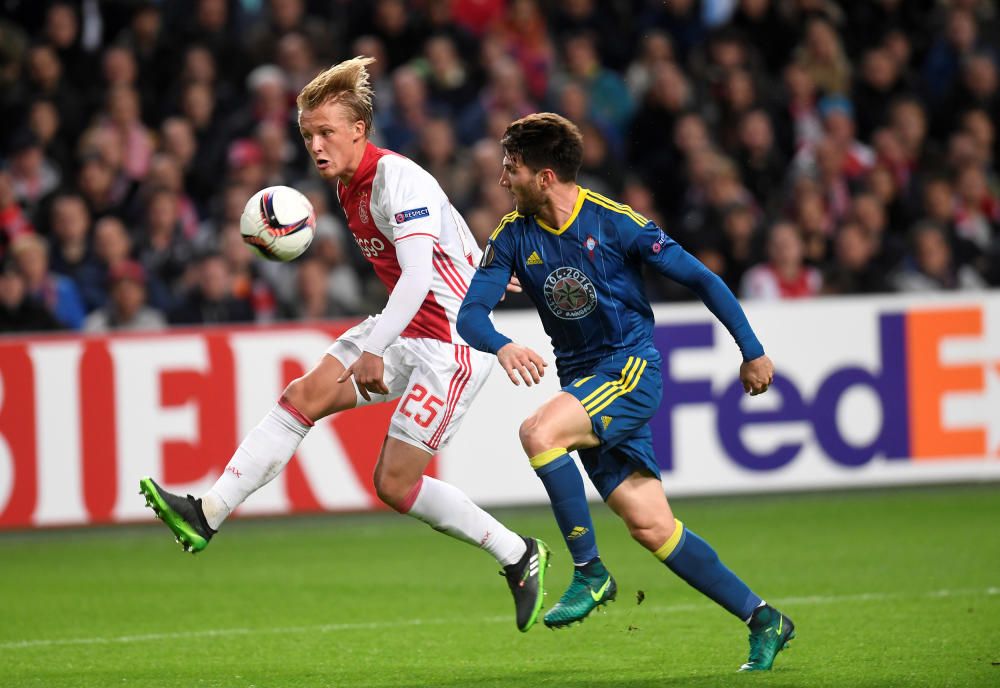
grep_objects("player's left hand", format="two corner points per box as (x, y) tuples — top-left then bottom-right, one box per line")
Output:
(740, 355), (774, 396)
(338, 352), (388, 401)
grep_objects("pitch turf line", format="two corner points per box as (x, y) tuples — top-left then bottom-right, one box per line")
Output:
(2, 586), (996, 651)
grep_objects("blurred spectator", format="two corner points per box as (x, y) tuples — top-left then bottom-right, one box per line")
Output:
(5, 129), (61, 214)
(456, 57), (537, 145)
(180, 0), (247, 84)
(168, 251), (254, 325)
(377, 66), (433, 153)
(0, 259), (60, 332)
(624, 30), (674, 101)
(821, 220), (889, 295)
(42, 2), (95, 99)
(299, 183), (364, 315)
(26, 98), (72, 177)
(77, 153), (130, 219)
(97, 84), (154, 183)
(553, 32), (633, 137)
(422, 34), (479, 118)
(47, 192), (104, 310)
(83, 260), (166, 332)
(255, 120), (300, 188)
(223, 64), (295, 146)
(284, 256), (347, 320)
(244, 0), (335, 68)
(646, 0), (707, 63)
(23, 42), (85, 141)
(922, 7), (980, 103)
(578, 121), (624, 197)
(412, 117), (474, 206)
(116, 1), (174, 118)
(953, 163), (1000, 251)
(892, 221), (987, 291)
(773, 62), (823, 159)
(729, 0), (795, 74)
(275, 32), (322, 96)
(0, 169), (35, 259)
(741, 221), (822, 299)
(852, 47), (911, 141)
(794, 17), (851, 96)
(217, 222), (282, 323)
(712, 67), (761, 155)
(491, 0), (554, 102)
(735, 109), (786, 214)
(137, 187), (196, 304)
(9, 233), (85, 329)
(369, 0), (425, 70)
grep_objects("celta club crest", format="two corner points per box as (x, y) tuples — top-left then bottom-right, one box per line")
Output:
(584, 234), (598, 260)
(544, 266), (597, 320)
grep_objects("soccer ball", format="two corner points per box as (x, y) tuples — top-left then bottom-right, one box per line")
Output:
(240, 185), (316, 261)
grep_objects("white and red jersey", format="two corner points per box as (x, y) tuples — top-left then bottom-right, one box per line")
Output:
(336, 143), (481, 343)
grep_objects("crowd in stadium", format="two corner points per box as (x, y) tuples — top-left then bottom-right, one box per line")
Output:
(0, 0), (998, 333)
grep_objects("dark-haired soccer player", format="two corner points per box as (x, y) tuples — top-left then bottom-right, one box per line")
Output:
(457, 113), (795, 671)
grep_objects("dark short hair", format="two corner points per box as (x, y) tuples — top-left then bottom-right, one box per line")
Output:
(501, 112), (583, 183)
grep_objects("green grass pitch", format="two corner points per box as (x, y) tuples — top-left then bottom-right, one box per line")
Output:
(1, 484), (998, 687)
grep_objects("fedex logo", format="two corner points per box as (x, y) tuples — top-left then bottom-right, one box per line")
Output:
(652, 307), (998, 471)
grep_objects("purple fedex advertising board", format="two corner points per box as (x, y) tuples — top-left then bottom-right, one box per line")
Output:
(443, 292), (1000, 504)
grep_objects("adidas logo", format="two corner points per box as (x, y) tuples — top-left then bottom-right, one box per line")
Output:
(526, 251), (543, 265)
(528, 553), (539, 577)
(567, 526), (590, 540)
(601, 415), (613, 429)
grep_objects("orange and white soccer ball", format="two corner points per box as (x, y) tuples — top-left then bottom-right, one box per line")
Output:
(240, 185), (316, 261)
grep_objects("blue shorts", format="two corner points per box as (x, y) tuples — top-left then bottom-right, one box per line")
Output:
(562, 352), (663, 500)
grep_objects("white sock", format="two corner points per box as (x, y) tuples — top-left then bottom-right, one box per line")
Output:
(201, 402), (310, 530)
(406, 476), (527, 566)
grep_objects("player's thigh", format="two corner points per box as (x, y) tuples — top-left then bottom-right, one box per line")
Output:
(384, 341), (492, 452)
(282, 353), (359, 421)
(519, 391), (600, 455)
(605, 471), (676, 544)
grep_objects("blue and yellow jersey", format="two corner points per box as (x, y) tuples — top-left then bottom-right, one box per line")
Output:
(457, 187), (764, 384)
(486, 189), (665, 380)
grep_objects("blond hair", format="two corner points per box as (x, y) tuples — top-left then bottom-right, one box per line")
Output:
(297, 56), (376, 136)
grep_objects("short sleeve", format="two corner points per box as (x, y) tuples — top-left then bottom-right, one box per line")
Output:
(374, 156), (443, 243)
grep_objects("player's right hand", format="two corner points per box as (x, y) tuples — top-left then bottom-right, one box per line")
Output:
(497, 342), (547, 387)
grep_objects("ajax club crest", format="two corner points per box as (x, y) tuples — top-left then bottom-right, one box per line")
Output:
(544, 267), (597, 320)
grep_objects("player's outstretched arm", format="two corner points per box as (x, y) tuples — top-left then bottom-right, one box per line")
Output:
(645, 235), (769, 380)
(497, 342), (547, 387)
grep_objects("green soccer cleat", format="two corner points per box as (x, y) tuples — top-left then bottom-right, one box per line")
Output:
(543, 562), (617, 628)
(138, 477), (216, 554)
(739, 604), (795, 672)
(502, 537), (551, 632)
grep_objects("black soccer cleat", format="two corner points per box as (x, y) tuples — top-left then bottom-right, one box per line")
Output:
(138, 477), (216, 553)
(502, 536), (551, 632)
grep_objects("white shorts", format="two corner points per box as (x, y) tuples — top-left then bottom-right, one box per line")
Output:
(327, 316), (494, 452)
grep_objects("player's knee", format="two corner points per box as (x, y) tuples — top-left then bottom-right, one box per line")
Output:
(281, 377), (313, 417)
(519, 414), (556, 457)
(625, 514), (676, 552)
(373, 470), (411, 511)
